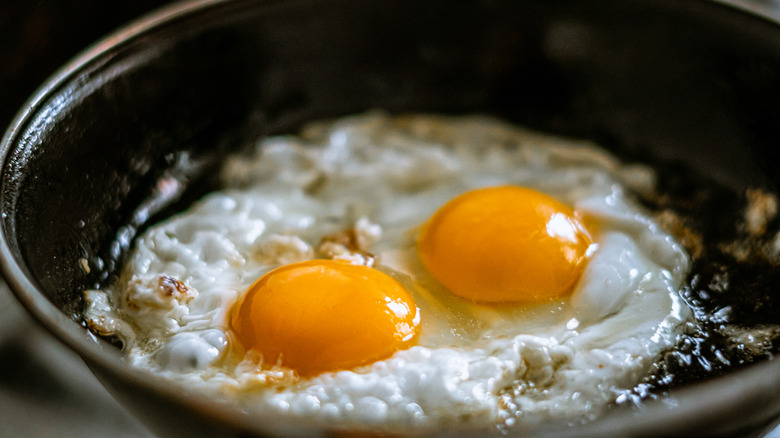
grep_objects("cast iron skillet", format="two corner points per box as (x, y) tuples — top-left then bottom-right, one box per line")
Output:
(3, 0), (780, 436)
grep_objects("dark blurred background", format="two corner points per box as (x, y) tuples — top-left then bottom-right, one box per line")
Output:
(0, 1), (172, 132)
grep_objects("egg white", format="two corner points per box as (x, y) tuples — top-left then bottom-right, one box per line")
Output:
(85, 112), (691, 431)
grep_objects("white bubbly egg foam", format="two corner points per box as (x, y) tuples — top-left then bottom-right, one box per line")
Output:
(85, 112), (692, 431)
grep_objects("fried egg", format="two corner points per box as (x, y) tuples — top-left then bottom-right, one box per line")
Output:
(85, 112), (691, 431)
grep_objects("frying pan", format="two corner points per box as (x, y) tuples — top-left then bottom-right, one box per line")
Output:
(3, 0), (780, 436)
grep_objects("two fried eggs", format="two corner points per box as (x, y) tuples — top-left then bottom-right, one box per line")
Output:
(85, 113), (691, 431)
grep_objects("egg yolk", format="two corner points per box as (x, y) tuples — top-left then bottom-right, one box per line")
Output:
(418, 186), (592, 304)
(230, 259), (420, 377)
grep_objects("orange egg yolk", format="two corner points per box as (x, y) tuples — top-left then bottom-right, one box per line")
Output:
(418, 186), (592, 304)
(230, 259), (420, 377)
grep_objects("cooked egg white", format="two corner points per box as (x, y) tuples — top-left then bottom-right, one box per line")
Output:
(85, 112), (691, 431)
